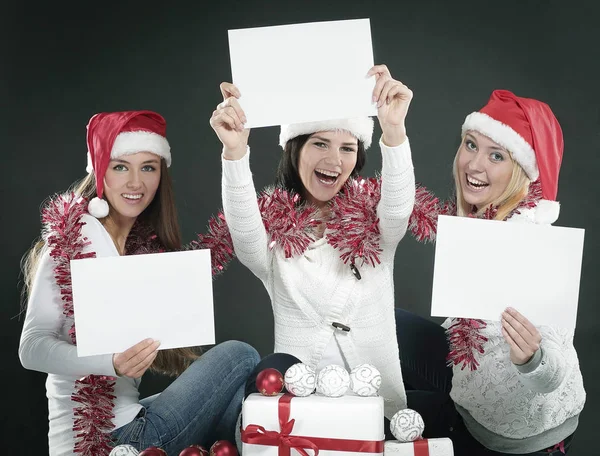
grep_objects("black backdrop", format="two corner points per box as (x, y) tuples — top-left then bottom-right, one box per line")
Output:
(3, 1), (599, 454)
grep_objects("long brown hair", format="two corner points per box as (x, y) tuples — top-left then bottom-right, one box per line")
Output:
(22, 159), (198, 377)
(452, 135), (531, 220)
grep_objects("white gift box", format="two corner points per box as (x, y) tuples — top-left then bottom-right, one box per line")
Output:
(384, 439), (454, 455)
(241, 393), (384, 455)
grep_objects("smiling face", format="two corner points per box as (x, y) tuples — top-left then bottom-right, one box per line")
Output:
(297, 130), (358, 207)
(103, 151), (162, 219)
(456, 131), (515, 210)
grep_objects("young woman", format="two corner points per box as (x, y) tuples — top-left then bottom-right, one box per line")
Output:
(209, 64), (415, 419)
(19, 110), (260, 456)
(398, 90), (586, 455)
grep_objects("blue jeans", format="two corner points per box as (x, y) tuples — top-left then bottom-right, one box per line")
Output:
(395, 308), (574, 456)
(111, 340), (260, 454)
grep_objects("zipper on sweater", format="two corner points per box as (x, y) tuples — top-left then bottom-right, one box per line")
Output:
(350, 263), (361, 280)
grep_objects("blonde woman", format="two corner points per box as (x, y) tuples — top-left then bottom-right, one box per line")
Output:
(396, 90), (586, 455)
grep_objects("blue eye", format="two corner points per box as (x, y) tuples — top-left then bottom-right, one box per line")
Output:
(465, 140), (477, 151)
(113, 164), (127, 171)
(490, 152), (504, 162)
(142, 165), (156, 172)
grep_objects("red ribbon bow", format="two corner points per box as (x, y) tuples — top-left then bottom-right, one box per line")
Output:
(241, 394), (384, 455)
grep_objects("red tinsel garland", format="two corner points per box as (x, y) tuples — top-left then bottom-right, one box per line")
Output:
(188, 212), (235, 276)
(42, 194), (116, 455)
(446, 318), (489, 371)
(328, 177), (383, 267)
(258, 187), (320, 259)
(408, 184), (441, 243)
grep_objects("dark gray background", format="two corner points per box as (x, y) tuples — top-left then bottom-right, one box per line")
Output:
(3, 1), (598, 454)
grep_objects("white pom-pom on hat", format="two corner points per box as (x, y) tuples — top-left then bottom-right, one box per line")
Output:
(88, 197), (109, 218)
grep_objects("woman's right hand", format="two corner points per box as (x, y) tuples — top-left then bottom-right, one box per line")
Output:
(210, 82), (250, 160)
(112, 338), (160, 379)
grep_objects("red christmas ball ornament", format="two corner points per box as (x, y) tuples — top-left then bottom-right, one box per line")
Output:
(255, 368), (284, 396)
(140, 447), (167, 456)
(209, 440), (238, 456)
(180, 445), (209, 456)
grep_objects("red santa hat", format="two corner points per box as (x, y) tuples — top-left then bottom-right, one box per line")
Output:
(461, 89), (563, 223)
(279, 117), (374, 150)
(85, 110), (171, 218)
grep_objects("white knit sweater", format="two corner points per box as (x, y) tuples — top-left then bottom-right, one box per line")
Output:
(222, 138), (415, 418)
(444, 206), (586, 451)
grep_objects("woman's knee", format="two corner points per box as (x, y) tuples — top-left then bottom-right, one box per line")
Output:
(214, 340), (261, 371)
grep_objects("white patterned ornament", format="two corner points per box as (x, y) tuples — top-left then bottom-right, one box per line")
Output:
(390, 409), (425, 442)
(109, 444), (140, 456)
(350, 363), (381, 396)
(284, 362), (316, 396)
(316, 364), (350, 397)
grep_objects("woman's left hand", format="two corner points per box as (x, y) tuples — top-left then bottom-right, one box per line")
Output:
(501, 307), (542, 365)
(368, 64), (413, 147)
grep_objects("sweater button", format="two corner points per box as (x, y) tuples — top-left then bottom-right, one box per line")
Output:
(350, 263), (361, 280)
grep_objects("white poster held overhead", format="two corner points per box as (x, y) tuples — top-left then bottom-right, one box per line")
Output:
(431, 215), (585, 330)
(228, 18), (377, 128)
(71, 249), (215, 357)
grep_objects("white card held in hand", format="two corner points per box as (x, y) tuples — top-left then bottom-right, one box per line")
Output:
(431, 215), (585, 330)
(228, 18), (377, 128)
(71, 249), (215, 357)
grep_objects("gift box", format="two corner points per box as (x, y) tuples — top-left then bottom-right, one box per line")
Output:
(384, 439), (453, 456)
(241, 393), (385, 455)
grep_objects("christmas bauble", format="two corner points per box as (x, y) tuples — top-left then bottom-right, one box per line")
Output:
(284, 363), (316, 397)
(110, 445), (140, 456)
(390, 409), (425, 442)
(350, 363), (382, 396)
(256, 368), (284, 396)
(179, 445), (209, 456)
(209, 440), (238, 456)
(139, 447), (167, 456)
(316, 364), (350, 397)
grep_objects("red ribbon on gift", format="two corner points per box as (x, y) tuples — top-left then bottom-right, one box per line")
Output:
(413, 439), (430, 456)
(241, 394), (385, 455)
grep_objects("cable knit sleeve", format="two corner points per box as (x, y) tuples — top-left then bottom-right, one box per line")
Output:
(377, 137), (416, 255)
(221, 147), (271, 283)
(514, 326), (572, 393)
(19, 223), (117, 377)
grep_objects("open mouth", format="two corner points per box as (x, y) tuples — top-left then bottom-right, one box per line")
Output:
(466, 175), (489, 189)
(314, 169), (340, 186)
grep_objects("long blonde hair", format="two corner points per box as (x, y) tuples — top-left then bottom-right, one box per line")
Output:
(452, 135), (531, 221)
(21, 161), (198, 376)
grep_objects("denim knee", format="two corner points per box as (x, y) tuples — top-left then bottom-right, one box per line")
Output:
(215, 340), (260, 372)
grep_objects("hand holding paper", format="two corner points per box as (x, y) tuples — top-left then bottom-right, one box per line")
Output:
(210, 82), (250, 160)
(501, 307), (542, 365)
(112, 338), (160, 378)
(368, 64), (413, 146)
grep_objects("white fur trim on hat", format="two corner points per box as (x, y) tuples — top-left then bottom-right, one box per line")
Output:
(111, 131), (171, 167)
(88, 197), (109, 218)
(462, 112), (539, 181)
(533, 199), (560, 224)
(279, 117), (374, 150)
(508, 199), (560, 225)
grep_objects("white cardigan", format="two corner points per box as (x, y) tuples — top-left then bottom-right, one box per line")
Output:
(221, 138), (415, 418)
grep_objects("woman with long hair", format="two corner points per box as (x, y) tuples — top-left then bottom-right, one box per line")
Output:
(19, 110), (259, 455)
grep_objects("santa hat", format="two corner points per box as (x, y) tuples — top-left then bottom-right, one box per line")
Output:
(279, 117), (374, 150)
(461, 89), (563, 224)
(85, 110), (171, 218)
